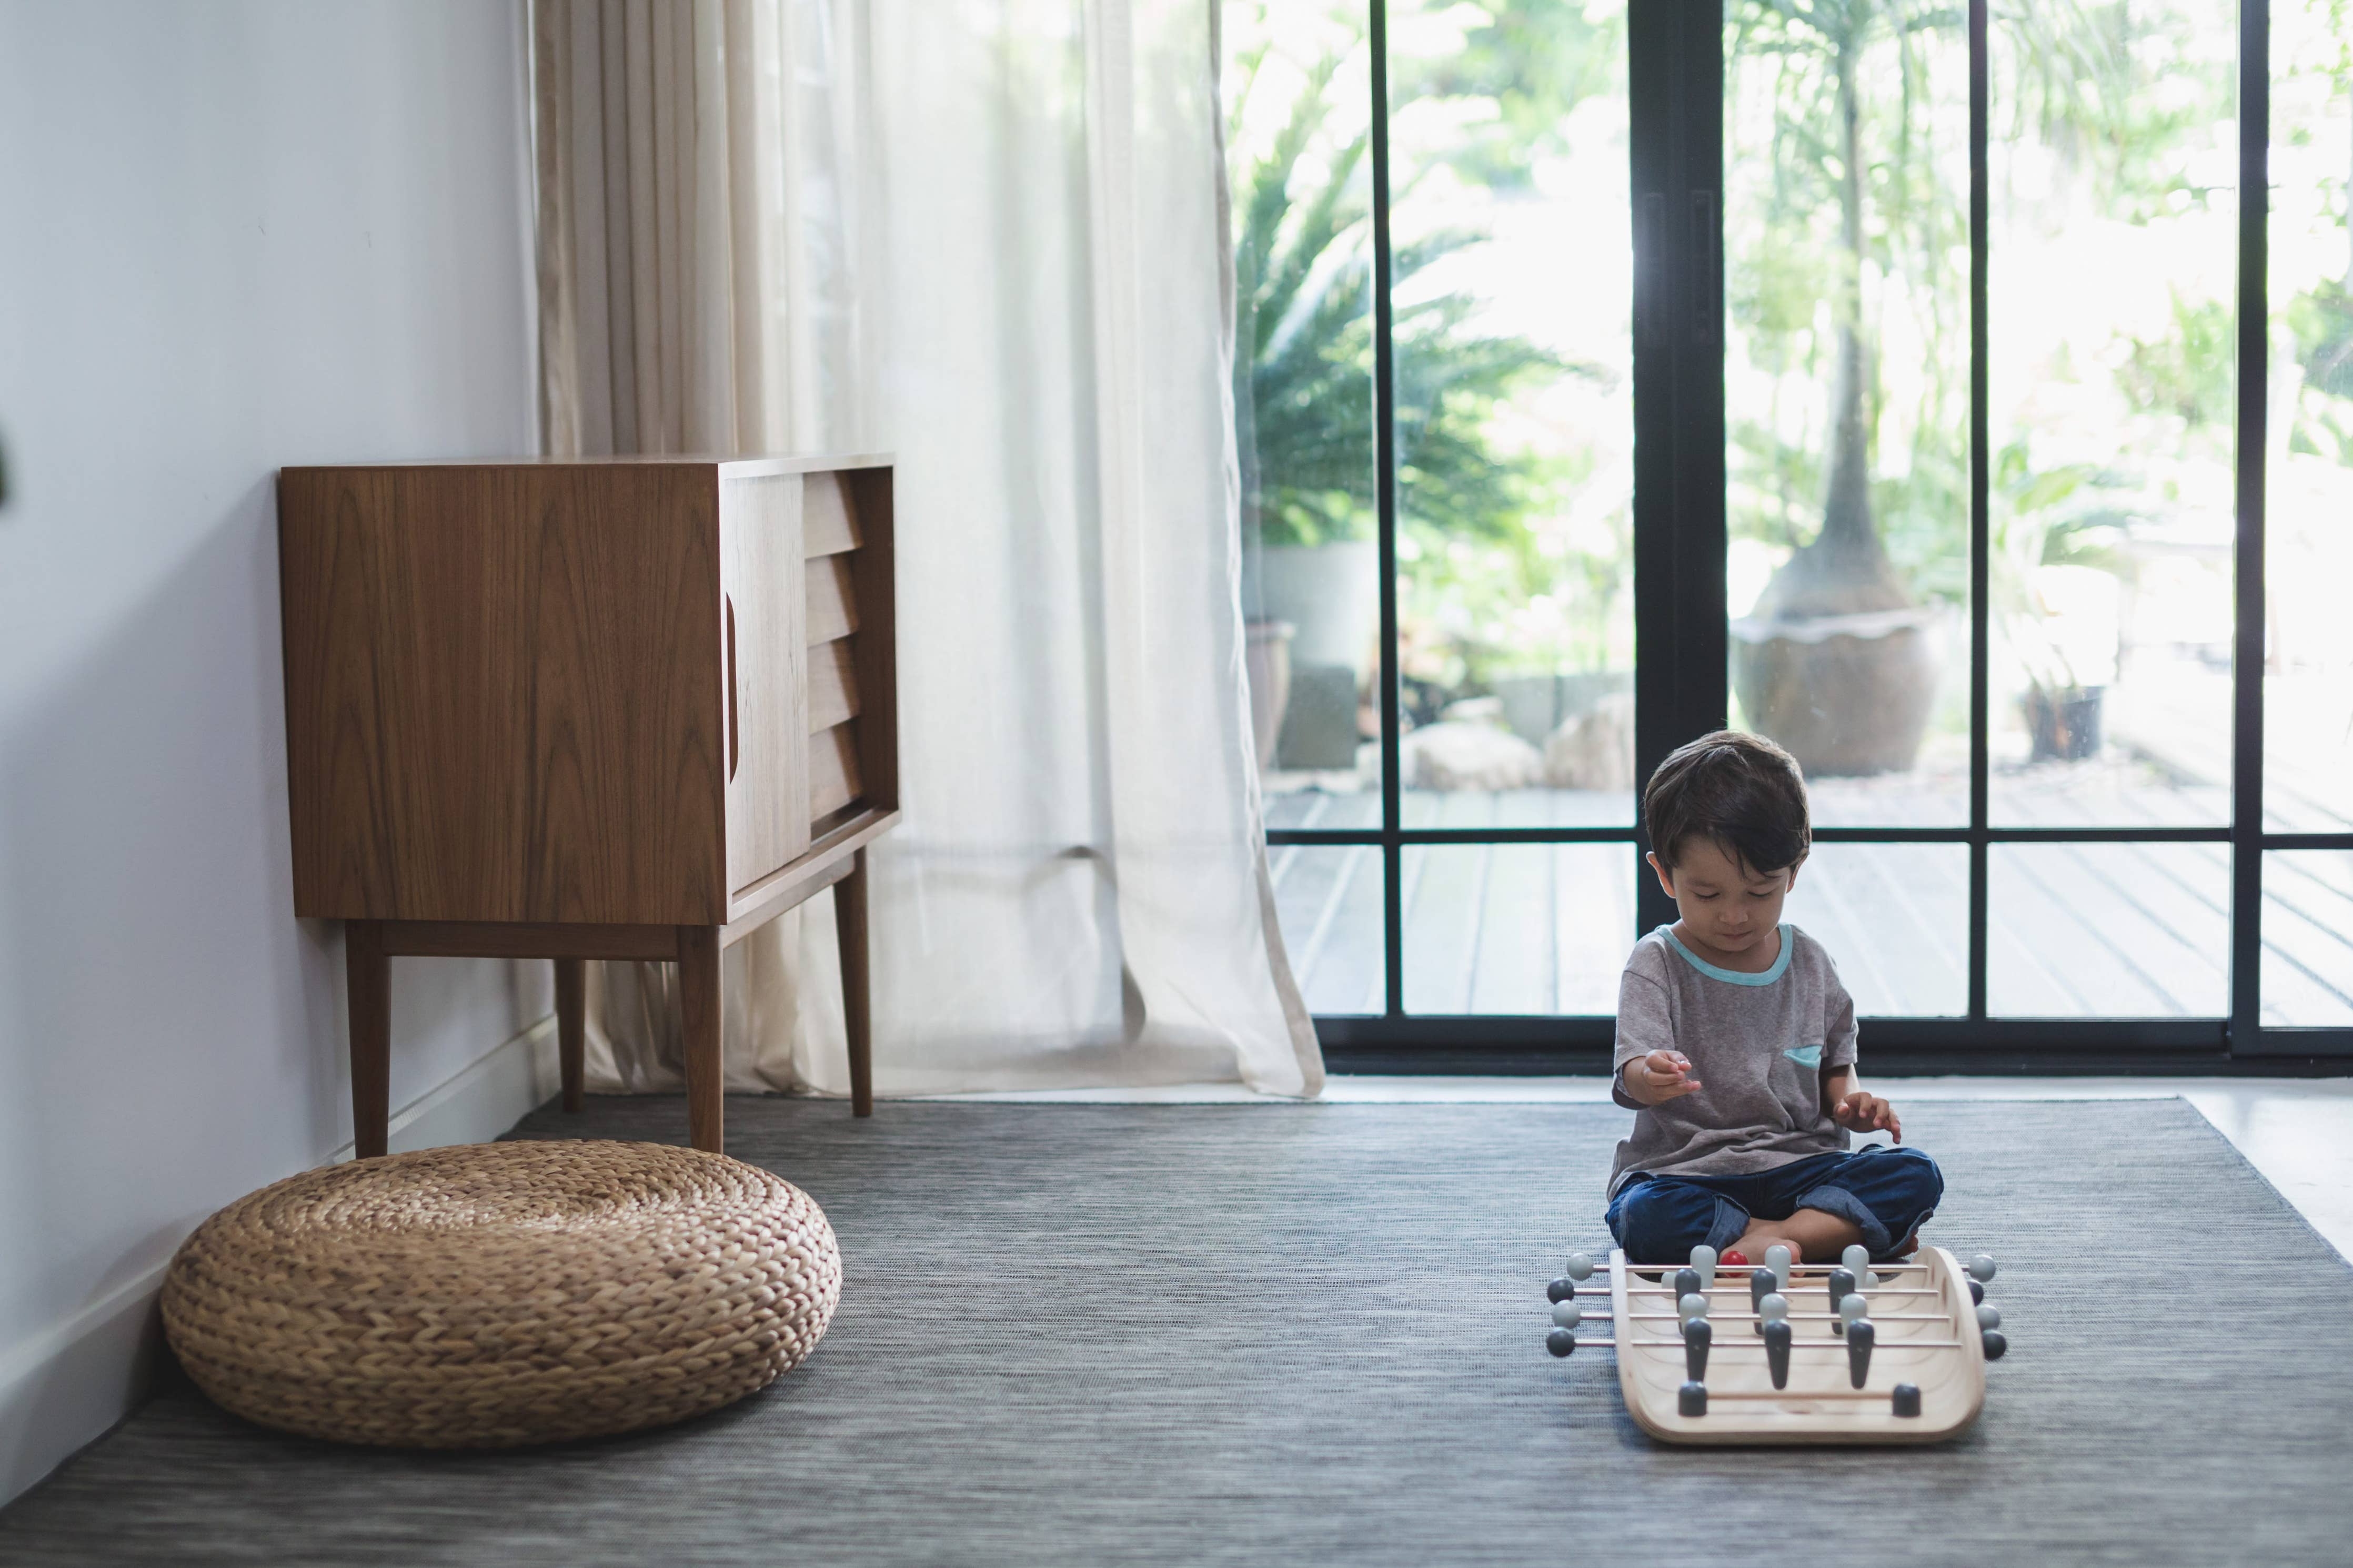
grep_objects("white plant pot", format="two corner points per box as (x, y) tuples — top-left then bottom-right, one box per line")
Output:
(1255, 541), (1380, 678)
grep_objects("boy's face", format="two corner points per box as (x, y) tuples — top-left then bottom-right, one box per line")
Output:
(1647, 836), (1803, 960)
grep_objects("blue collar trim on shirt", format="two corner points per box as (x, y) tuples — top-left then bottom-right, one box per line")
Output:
(1657, 923), (1793, 986)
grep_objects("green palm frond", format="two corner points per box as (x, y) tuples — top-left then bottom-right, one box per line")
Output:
(1233, 64), (1571, 548)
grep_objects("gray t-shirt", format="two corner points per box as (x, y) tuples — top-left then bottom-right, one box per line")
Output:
(1607, 924), (1858, 1197)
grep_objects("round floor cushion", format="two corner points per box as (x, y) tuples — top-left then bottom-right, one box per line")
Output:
(160, 1140), (840, 1448)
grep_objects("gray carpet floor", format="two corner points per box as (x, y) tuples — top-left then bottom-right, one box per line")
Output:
(5, 1096), (2352, 1567)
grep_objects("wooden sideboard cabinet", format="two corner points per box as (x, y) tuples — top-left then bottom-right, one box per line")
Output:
(277, 456), (898, 1156)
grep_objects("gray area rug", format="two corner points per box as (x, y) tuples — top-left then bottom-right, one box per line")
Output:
(6, 1097), (2351, 1567)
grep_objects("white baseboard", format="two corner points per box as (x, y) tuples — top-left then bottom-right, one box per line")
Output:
(0, 1016), (558, 1508)
(0, 1256), (165, 1516)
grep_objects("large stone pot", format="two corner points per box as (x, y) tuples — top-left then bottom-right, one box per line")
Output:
(1731, 606), (1943, 776)
(1243, 620), (1293, 771)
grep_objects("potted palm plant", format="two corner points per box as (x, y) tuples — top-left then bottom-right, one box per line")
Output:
(1230, 50), (1556, 770)
(1990, 451), (2128, 763)
(1727, 0), (1955, 775)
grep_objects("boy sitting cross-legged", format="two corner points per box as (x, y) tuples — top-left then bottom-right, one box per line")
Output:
(1606, 730), (1943, 1267)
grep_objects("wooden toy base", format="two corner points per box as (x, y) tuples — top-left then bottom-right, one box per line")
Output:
(1607, 1246), (1987, 1445)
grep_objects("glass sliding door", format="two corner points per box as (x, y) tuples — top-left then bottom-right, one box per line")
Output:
(1985, 3), (2236, 831)
(1235, 0), (1639, 1038)
(1723, 2), (1972, 830)
(2258, 0), (2353, 1041)
(2267, 0), (2353, 836)
(1386, 0), (1635, 838)
(1229, 6), (1382, 833)
(1235, 0), (2353, 1063)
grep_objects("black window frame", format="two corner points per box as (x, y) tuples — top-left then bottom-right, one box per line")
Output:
(1270, 0), (2353, 1075)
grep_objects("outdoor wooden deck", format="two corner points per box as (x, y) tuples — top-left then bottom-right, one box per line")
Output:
(1265, 770), (2353, 1026)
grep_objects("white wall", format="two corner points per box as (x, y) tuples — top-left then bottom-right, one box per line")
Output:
(0, 1), (546, 1501)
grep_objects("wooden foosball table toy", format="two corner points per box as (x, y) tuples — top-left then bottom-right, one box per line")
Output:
(1544, 1243), (2008, 1445)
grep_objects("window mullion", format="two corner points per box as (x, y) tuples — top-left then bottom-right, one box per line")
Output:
(1968, 0), (1992, 1022)
(1369, 0), (1403, 1019)
(1628, 0), (1726, 942)
(2231, 0), (2269, 1053)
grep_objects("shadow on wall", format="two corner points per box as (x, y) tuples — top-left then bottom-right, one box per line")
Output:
(0, 478), (544, 1379)
(0, 481), (329, 1315)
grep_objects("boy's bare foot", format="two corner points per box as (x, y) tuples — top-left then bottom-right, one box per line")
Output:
(1732, 1226), (1807, 1268)
(1731, 1208), (1872, 1267)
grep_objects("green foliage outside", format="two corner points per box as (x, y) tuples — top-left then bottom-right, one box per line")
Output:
(1728, 0), (2353, 706)
(1229, 16), (1580, 548)
(1227, 1), (1628, 701)
(1229, 0), (2353, 714)
(1724, 0), (2175, 638)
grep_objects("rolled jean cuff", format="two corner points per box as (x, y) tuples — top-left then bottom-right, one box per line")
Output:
(1794, 1183), (1891, 1257)
(1702, 1197), (1751, 1256)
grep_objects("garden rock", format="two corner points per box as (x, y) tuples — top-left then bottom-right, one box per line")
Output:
(1403, 721), (1543, 792)
(1543, 692), (1635, 791)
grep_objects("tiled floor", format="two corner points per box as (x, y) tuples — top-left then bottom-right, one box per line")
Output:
(926, 1076), (2353, 1263)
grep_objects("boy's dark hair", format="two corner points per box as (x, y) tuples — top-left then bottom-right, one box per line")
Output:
(1643, 730), (1811, 875)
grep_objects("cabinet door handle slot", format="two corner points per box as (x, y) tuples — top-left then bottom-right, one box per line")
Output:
(725, 592), (740, 782)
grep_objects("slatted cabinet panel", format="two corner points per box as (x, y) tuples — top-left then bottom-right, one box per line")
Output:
(809, 637), (859, 733)
(807, 554), (858, 643)
(811, 722), (863, 820)
(839, 466), (898, 821)
(804, 466), (862, 555)
(803, 468), (898, 833)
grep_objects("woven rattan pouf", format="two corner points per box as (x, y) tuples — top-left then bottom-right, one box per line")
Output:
(160, 1140), (840, 1448)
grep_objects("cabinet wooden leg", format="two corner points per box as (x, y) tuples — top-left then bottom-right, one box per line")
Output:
(346, 920), (390, 1160)
(837, 847), (873, 1118)
(678, 926), (723, 1153)
(554, 957), (586, 1113)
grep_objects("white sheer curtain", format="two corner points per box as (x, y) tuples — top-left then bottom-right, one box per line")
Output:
(532, 0), (1322, 1097)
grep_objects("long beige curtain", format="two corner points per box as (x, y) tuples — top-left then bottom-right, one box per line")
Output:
(531, 0), (1322, 1097)
(532, 0), (873, 1095)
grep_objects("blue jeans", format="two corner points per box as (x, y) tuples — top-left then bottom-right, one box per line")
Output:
(1606, 1146), (1944, 1263)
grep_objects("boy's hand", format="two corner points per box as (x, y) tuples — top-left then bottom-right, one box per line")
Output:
(1834, 1090), (1902, 1143)
(1625, 1049), (1703, 1107)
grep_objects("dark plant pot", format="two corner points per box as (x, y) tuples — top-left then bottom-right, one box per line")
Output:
(2022, 685), (2104, 763)
(1731, 609), (1942, 776)
(1244, 620), (1294, 772)
(1276, 663), (1362, 770)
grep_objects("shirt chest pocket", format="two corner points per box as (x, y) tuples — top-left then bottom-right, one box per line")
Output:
(1769, 1042), (1825, 1123)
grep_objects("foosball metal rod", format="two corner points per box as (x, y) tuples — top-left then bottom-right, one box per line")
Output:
(1625, 1311), (1949, 1323)
(1624, 1262), (1934, 1274)
(1618, 1260), (1929, 1279)
(1629, 1338), (1963, 1351)
(1689, 1387), (1904, 1402)
(1623, 1286), (1938, 1299)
